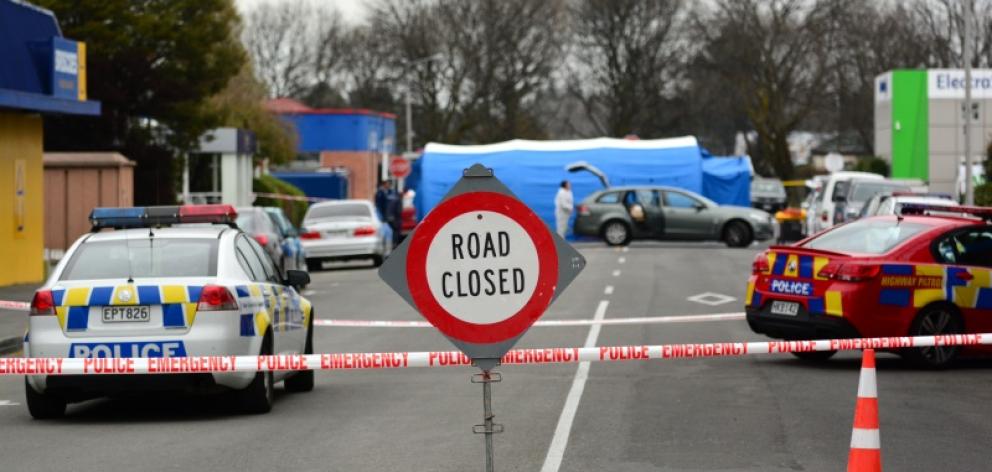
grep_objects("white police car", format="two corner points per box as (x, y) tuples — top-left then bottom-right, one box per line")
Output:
(24, 205), (315, 418)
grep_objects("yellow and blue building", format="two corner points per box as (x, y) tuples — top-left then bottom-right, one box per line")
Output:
(0, 0), (101, 285)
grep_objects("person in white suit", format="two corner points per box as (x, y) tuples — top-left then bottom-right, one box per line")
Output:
(554, 180), (574, 238)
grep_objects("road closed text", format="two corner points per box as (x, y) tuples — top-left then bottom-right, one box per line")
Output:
(440, 231), (526, 298)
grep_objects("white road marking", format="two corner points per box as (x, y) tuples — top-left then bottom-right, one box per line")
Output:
(618, 257), (626, 264)
(314, 312), (744, 328)
(621, 247), (629, 253)
(302, 290), (317, 296)
(686, 292), (737, 306)
(612, 270), (621, 277)
(541, 300), (608, 472)
(0, 400), (20, 406)
(604, 285), (614, 295)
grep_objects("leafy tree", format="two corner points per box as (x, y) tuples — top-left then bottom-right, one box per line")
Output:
(37, 0), (246, 204)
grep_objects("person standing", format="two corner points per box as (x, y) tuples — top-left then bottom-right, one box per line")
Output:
(555, 180), (574, 238)
(375, 180), (402, 246)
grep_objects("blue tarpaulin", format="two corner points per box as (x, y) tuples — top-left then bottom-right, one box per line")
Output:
(271, 171), (349, 200)
(419, 137), (731, 229)
(702, 155), (753, 207)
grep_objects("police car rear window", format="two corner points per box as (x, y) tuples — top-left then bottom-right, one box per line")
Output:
(60, 238), (218, 280)
(802, 220), (928, 254)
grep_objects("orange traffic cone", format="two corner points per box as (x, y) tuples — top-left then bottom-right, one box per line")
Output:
(847, 349), (881, 472)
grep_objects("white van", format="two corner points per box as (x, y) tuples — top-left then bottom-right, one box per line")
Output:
(807, 171), (883, 235)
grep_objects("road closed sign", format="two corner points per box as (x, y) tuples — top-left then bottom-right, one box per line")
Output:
(379, 164), (585, 367)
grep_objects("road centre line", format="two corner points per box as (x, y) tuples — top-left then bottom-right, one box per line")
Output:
(618, 257), (626, 264)
(541, 299), (608, 472)
(604, 285), (614, 295)
(612, 270), (621, 277)
(313, 312), (743, 328)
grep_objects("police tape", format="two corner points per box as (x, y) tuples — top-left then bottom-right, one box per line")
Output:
(3, 333), (990, 376)
(0, 300), (29, 311)
(313, 312), (746, 328)
(253, 192), (333, 203)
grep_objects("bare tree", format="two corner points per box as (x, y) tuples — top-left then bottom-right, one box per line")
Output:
(243, 1), (347, 100)
(569, 0), (688, 138)
(693, 0), (844, 178)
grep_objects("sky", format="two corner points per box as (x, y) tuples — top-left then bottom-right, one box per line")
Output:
(234, 0), (370, 23)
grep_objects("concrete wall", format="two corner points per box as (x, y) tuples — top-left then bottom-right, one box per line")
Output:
(0, 111), (45, 285)
(320, 151), (383, 200)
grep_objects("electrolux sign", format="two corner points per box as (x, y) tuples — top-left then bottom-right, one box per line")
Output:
(50, 37), (87, 101)
(928, 69), (992, 99)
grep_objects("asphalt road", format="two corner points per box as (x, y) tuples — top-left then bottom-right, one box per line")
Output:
(1, 242), (991, 471)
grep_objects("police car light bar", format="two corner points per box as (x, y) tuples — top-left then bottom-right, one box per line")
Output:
(899, 203), (992, 221)
(90, 205), (239, 230)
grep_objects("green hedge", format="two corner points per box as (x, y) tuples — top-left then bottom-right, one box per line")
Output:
(253, 174), (308, 227)
(976, 183), (992, 207)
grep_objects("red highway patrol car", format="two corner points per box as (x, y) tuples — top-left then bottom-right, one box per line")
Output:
(746, 203), (992, 367)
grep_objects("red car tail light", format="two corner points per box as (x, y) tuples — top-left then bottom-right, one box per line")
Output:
(197, 285), (239, 311)
(818, 261), (879, 282)
(578, 204), (590, 216)
(300, 231), (321, 240)
(253, 233), (270, 246)
(30, 290), (55, 316)
(751, 253), (770, 274)
(353, 226), (376, 237)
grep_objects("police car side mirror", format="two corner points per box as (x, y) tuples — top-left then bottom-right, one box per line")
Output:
(285, 269), (310, 287)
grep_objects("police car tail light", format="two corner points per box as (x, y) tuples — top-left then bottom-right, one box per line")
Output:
(179, 204), (237, 224)
(300, 230), (321, 240)
(196, 285), (239, 311)
(353, 226), (376, 237)
(752, 253), (770, 274)
(819, 261), (879, 282)
(30, 290), (55, 316)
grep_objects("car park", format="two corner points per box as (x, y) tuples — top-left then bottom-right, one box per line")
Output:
(300, 199), (392, 270)
(860, 192), (956, 218)
(746, 203), (992, 367)
(236, 207), (287, 276)
(262, 207), (307, 277)
(806, 171), (883, 235)
(832, 178), (912, 224)
(573, 186), (776, 247)
(24, 205), (315, 418)
(750, 178), (787, 213)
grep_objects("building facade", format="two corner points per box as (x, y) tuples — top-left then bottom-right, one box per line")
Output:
(875, 69), (991, 195)
(0, 0), (101, 285)
(267, 98), (396, 200)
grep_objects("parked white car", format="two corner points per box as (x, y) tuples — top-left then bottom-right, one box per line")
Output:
(300, 200), (392, 270)
(807, 171), (883, 235)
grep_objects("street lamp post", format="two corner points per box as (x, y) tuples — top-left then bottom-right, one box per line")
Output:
(402, 54), (444, 154)
(963, 1), (975, 205)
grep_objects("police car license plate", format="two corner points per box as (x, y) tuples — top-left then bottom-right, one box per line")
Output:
(770, 301), (799, 316)
(102, 306), (151, 323)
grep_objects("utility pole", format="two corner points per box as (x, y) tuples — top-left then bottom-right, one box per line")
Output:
(964, 0), (975, 205)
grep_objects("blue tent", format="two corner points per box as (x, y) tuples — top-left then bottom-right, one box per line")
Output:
(702, 155), (753, 207)
(419, 137), (750, 231)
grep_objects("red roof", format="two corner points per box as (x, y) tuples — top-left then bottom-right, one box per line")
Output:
(264, 98), (397, 119)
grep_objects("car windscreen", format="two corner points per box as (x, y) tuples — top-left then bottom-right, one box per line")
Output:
(801, 219), (929, 255)
(752, 181), (784, 194)
(306, 203), (371, 221)
(60, 238), (218, 280)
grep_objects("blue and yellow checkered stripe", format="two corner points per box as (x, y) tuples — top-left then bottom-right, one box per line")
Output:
(767, 253), (829, 280)
(878, 264), (992, 309)
(233, 284), (309, 337)
(50, 285), (202, 331)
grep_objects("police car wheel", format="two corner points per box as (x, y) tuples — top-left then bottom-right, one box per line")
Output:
(906, 305), (962, 369)
(239, 335), (274, 414)
(25, 378), (66, 420)
(285, 313), (315, 393)
(791, 350), (836, 361)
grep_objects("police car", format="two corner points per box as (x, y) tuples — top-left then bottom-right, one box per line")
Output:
(25, 205), (315, 418)
(746, 203), (992, 368)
